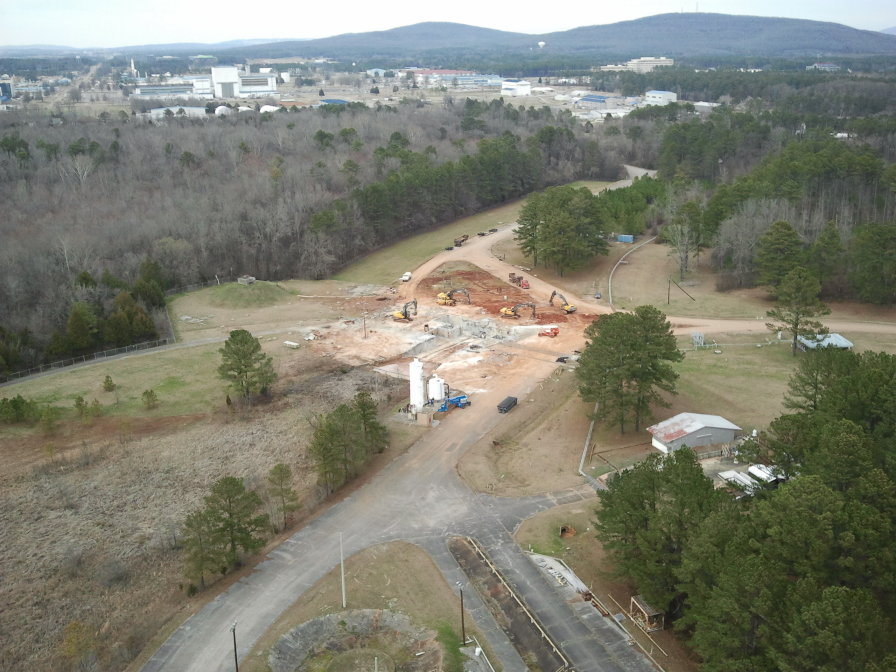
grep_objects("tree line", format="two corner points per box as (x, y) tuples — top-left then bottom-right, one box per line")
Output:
(593, 348), (896, 671)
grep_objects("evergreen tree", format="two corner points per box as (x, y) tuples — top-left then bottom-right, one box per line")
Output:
(218, 329), (276, 401)
(849, 222), (896, 305)
(576, 306), (682, 433)
(308, 413), (342, 495)
(352, 391), (388, 456)
(595, 448), (722, 615)
(65, 302), (98, 353)
(809, 221), (846, 298)
(181, 508), (222, 589)
(765, 266), (830, 356)
(204, 476), (268, 567)
(267, 463), (300, 531)
(755, 220), (804, 294)
(515, 185), (608, 275)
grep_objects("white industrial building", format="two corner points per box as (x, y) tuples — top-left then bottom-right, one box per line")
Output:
(644, 90), (677, 105)
(599, 56), (674, 73)
(501, 79), (531, 96)
(132, 66), (278, 100)
(211, 66), (278, 98)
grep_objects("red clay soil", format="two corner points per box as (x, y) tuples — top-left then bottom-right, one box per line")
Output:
(422, 264), (598, 326)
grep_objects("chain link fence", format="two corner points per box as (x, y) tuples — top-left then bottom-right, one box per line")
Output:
(1, 338), (172, 384)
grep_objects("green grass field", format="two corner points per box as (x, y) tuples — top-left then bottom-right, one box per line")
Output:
(2, 344), (225, 420)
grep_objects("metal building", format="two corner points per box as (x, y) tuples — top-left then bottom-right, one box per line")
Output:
(647, 412), (741, 453)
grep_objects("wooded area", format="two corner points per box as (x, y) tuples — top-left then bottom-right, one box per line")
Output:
(595, 350), (896, 671)
(2, 71), (895, 378)
(0, 97), (636, 375)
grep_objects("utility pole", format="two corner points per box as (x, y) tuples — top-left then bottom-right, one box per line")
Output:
(459, 587), (466, 644)
(230, 622), (239, 672)
(340, 532), (347, 608)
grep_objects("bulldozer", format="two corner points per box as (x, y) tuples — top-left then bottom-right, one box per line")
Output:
(436, 288), (471, 306)
(453, 234), (469, 247)
(392, 299), (417, 322)
(500, 302), (536, 319)
(549, 291), (577, 314)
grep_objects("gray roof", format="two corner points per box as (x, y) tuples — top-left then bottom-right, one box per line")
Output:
(647, 412), (741, 443)
(797, 333), (853, 349)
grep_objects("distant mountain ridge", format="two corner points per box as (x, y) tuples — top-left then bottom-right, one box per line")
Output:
(2, 14), (895, 60)
(219, 14), (896, 60)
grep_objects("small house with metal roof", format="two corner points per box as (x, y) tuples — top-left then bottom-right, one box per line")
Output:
(647, 412), (741, 453)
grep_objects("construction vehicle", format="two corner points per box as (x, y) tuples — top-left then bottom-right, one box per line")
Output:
(453, 234), (469, 247)
(436, 288), (471, 306)
(438, 394), (470, 412)
(508, 273), (530, 289)
(392, 299), (417, 322)
(500, 302), (536, 319)
(539, 327), (560, 338)
(549, 291), (577, 314)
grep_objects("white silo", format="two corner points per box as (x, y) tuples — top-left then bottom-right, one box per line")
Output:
(427, 375), (447, 402)
(409, 358), (425, 410)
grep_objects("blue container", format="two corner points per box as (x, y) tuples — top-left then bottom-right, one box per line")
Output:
(617, 234), (635, 243)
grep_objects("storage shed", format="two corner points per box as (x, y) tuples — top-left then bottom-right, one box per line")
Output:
(647, 412), (741, 453)
(796, 333), (853, 351)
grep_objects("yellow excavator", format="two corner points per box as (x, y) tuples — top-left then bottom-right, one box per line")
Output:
(549, 291), (577, 314)
(500, 302), (536, 319)
(392, 299), (417, 322)
(436, 288), (471, 306)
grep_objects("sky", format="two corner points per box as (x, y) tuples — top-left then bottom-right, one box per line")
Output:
(2, 0), (893, 48)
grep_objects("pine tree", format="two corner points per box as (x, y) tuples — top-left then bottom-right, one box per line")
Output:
(576, 306), (682, 433)
(755, 220), (804, 294)
(204, 476), (269, 567)
(218, 329), (276, 401)
(267, 463), (300, 531)
(352, 391), (387, 456)
(182, 508), (223, 589)
(766, 266), (830, 356)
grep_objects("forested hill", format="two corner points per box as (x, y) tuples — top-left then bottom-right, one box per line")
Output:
(218, 14), (896, 60)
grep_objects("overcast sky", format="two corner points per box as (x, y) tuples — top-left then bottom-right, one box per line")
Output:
(3, 0), (893, 48)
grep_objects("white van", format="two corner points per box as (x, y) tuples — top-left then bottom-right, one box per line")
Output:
(400, 272), (412, 282)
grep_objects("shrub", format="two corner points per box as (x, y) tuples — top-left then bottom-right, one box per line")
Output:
(0, 394), (41, 424)
(142, 389), (158, 408)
